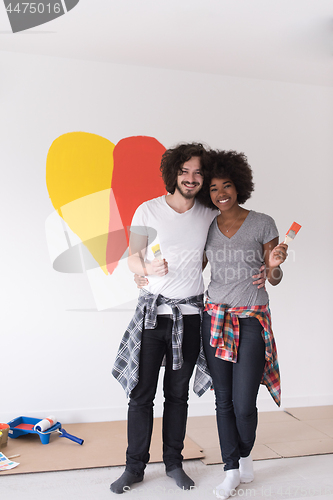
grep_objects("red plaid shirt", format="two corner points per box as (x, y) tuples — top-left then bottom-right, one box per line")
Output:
(205, 300), (281, 406)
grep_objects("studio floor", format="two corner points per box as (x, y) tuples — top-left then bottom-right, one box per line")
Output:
(1, 454), (333, 500)
(1, 406), (333, 499)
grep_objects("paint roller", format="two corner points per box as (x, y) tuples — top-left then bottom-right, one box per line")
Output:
(34, 416), (56, 433)
(34, 416), (84, 445)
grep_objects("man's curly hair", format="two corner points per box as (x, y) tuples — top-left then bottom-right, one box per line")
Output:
(200, 150), (254, 209)
(160, 143), (209, 194)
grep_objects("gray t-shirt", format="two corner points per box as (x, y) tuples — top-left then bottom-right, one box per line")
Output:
(205, 210), (279, 307)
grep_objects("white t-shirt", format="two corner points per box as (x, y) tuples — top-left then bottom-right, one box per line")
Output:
(131, 195), (217, 314)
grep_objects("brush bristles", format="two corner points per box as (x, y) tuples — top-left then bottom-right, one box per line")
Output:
(287, 222), (301, 236)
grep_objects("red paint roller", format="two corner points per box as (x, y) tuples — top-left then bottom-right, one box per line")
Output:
(33, 416), (84, 445)
(8, 416), (84, 445)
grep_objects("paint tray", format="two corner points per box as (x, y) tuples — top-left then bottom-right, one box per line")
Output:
(8, 416), (61, 444)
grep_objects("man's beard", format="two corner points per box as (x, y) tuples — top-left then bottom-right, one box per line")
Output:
(175, 182), (201, 199)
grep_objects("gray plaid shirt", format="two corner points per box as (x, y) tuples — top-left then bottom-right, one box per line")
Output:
(112, 289), (211, 397)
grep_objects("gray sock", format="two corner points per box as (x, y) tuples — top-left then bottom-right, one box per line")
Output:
(110, 470), (144, 494)
(166, 468), (195, 490)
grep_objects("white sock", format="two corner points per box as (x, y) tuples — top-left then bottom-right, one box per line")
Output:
(215, 469), (240, 499)
(239, 455), (254, 483)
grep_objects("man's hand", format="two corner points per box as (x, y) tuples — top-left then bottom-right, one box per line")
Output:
(150, 258), (168, 277)
(252, 264), (267, 289)
(133, 258), (168, 288)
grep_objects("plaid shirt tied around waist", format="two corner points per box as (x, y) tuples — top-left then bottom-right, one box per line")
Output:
(112, 289), (204, 397)
(194, 300), (281, 406)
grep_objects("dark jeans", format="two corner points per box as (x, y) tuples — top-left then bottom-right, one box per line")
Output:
(126, 314), (201, 475)
(202, 311), (266, 471)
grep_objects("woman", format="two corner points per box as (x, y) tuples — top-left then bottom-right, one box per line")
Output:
(200, 150), (287, 499)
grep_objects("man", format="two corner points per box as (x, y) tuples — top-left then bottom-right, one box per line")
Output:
(111, 143), (217, 493)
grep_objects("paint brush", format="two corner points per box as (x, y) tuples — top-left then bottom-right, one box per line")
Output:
(152, 244), (163, 261)
(284, 222), (301, 244)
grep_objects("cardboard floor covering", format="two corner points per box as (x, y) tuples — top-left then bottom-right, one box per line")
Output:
(186, 405), (333, 465)
(0, 417), (203, 475)
(1, 406), (332, 474)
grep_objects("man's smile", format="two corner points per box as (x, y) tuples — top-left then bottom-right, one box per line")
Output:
(182, 182), (199, 189)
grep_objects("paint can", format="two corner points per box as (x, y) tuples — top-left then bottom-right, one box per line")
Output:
(0, 423), (10, 448)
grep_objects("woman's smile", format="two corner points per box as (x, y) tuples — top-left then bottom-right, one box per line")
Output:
(210, 178), (238, 211)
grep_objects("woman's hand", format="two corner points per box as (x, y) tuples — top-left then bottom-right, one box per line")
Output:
(268, 243), (288, 268)
(263, 238), (288, 286)
(134, 274), (149, 288)
(252, 265), (266, 289)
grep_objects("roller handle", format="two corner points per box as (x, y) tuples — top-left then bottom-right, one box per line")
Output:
(59, 428), (84, 445)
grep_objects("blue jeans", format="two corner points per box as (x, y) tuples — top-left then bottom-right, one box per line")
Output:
(126, 314), (201, 475)
(202, 311), (266, 471)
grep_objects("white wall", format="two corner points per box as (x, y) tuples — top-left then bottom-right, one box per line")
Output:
(1, 50), (332, 423)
